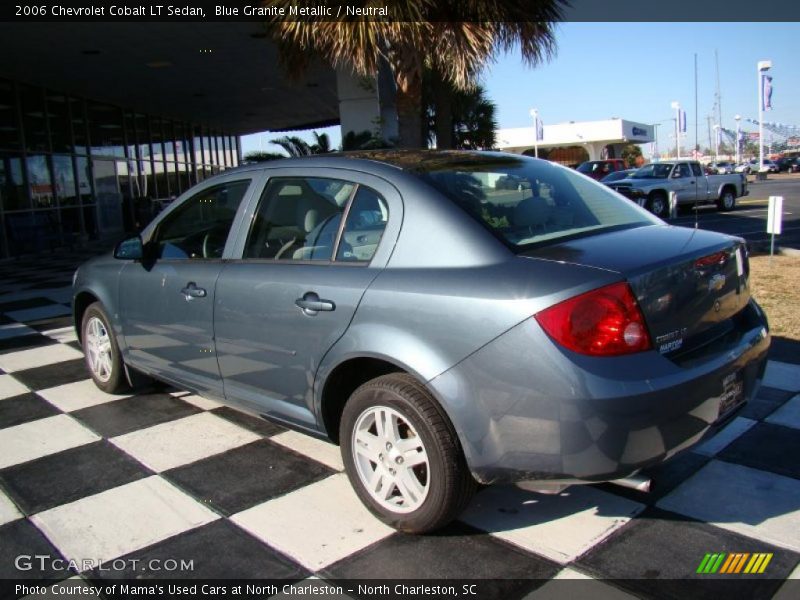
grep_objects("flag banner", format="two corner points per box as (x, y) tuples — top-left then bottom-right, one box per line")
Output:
(679, 110), (687, 133)
(763, 74), (773, 111)
(535, 116), (544, 141)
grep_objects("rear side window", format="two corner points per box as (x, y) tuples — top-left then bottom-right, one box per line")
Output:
(244, 177), (388, 263)
(416, 156), (656, 250)
(691, 162), (703, 176)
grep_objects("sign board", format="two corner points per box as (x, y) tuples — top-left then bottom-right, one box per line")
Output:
(767, 196), (783, 235)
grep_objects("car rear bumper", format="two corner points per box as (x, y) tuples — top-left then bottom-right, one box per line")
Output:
(428, 299), (770, 485)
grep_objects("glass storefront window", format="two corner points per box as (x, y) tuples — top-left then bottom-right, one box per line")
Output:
(0, 80), (21, 151)
(26, 155), (54, 209)
(52, 155), (78, 206)
(20, 84), (48, 153)
(75, 156), (93, 205)
(72, 99), (89, 155)
(47, 94), (74, 153)
(177, 162), (191, 194)
(88, 102), (125, 158)
(0, 156), (28, 211)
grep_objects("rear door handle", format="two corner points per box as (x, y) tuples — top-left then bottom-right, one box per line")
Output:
(180, 282), (207, 300)
(295, 292), (335, 315)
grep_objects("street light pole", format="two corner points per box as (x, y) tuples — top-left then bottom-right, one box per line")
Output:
(757, 60), (772, 171)
(653, 123), (660, 162)
(713, 124), (720, 161)
(670, 101), (680, 159)
(529, 108), (539, 158)
(734, 114), (741, 165)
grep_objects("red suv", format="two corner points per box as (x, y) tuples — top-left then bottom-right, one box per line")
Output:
(577, 159), (628, 180)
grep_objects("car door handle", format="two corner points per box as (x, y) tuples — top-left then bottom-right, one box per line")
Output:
(295, 292), (335, 315)
(180, 282), (207, 299)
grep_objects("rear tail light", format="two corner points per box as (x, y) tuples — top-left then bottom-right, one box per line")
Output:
(535, 282), (652, 356)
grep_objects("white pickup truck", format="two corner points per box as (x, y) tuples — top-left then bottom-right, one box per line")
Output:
(605, 160), (748, 218)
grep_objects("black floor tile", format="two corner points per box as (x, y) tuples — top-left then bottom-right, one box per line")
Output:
(0, 393), (61, 429)
(12, 358), (87, 391)
(0, 519), (72, 580)
(718, 422), (800, 480)
(0, 441), (152, 515)
(71, 392), (202, 438)
(324, 522), (557, 591)
(87, 519), (309, 580)
(0, 333), (57, 355)
(740, 386), (796, 422)
(210, 406), (286, 437)
(27, 316), (74, 332)
(164, 439), (334, 516)
(576, 507), (799, 599)
(0, 297), (56, 314)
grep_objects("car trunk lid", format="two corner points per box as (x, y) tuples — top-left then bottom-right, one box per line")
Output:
(520, 225), (751, 356)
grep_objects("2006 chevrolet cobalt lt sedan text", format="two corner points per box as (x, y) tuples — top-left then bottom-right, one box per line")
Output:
(73, 151), (770, 533)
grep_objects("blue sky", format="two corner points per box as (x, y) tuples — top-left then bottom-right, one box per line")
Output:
(241, 22), (798, 155)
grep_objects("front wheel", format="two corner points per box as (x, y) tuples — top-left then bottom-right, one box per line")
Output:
(647, 192), (669, 218)
(717, 189), (736, 212)
(340, 374), (476, 533)
(81, 302), (129, 394)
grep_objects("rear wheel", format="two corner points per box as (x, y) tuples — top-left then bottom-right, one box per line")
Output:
(81, 302), (129, 394)
(647, 192), (669, 218)
(717, 188), (736, 212)
(340, 373), (476, 533)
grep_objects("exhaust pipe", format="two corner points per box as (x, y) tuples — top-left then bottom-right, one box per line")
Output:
(611, 473), (652, 493)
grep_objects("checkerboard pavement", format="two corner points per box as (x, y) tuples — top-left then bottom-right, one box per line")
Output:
(1, 250), (799, 599)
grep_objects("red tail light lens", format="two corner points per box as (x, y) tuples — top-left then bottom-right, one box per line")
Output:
(535, 282), (652, 356)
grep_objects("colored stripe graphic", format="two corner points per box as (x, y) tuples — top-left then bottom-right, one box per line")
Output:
(698, 552), (773, 574)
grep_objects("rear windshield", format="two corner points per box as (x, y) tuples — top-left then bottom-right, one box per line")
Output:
(414, 154), (656, 250)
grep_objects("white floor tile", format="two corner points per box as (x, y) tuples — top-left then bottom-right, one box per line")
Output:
(0, 322), (37, 340)
(110, 412), (261, 472)
(6, 304), (71, 323)
(41, 326), (78, 344)
(231, 474), (392, 570)
(692, 417), (757, 456)
(460, 484), (644, 564)
(525, 568), (638, 599)
(270, 430), (344, 471)
(32, 476), (218, 567)
(658, 460), (800, 552)
(0, 488), (22, 525)
(0, 374), (29, 400)
(766, 394), (800, 430)
(763, 361), (800, 393)
(0, 344), (83, 373)
(179, 394), (223, 411)
(0, 415), (100, 469)
(37, 379), (129, 412)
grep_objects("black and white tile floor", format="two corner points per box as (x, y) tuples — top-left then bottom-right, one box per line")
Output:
(0, 250), (799, 599)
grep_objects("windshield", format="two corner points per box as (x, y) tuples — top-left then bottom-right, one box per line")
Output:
(632, 163), (673, 179)
(576, 162), (598, 174)
(414, 154), (656, 250)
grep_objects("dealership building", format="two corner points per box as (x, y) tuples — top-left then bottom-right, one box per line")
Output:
(496, 118), (655, 166)
(0, 22), (396, 259)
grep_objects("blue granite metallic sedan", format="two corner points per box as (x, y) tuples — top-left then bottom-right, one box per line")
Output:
(73, 151), (770, 533)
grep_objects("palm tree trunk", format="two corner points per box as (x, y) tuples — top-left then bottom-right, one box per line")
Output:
(392, 49), (424, 149)
(433, 78), (454, 149)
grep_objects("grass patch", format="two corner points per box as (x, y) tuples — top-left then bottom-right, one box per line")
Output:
(749, 254), (800, 341)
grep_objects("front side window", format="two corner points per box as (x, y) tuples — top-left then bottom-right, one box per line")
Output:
(415, 155), (656, 250)
(244, 177), (388, 263)
(154, 179), (250, 259)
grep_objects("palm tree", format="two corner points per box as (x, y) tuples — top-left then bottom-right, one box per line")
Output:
(310, 131), (332, 154)
(450, 84), (498, 150)
(265, 1), (565, 148)
(269, 135), (312, 156)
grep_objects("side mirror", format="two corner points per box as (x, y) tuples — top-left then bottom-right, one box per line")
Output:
(114, 235), (144, 260)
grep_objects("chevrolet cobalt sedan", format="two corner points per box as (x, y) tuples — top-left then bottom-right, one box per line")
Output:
(73, 151), (769, 533)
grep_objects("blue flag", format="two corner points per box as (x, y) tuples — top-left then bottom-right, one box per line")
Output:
(762, 74), (773, 111)
(679, 110), (687, 133)
(535, 116), (544, 141)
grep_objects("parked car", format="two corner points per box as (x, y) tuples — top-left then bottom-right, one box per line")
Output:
(734, 163), (751, 174)
(777, 156), (800, 173)
(607, 160), (748, 218)
(757, 159), (779, 173)
(706, 161), (735, 174)
(576, 159), (628, 180)
(495, 174), (528, 190)
(600, 168), (637, 184)
(74, 151), (770, 533)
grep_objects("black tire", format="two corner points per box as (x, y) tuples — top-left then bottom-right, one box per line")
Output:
(81, 302), (130, 394)
(647, 192), (669, 218)
(340, 373), (476, 533)
(717, 188), (736, 212)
